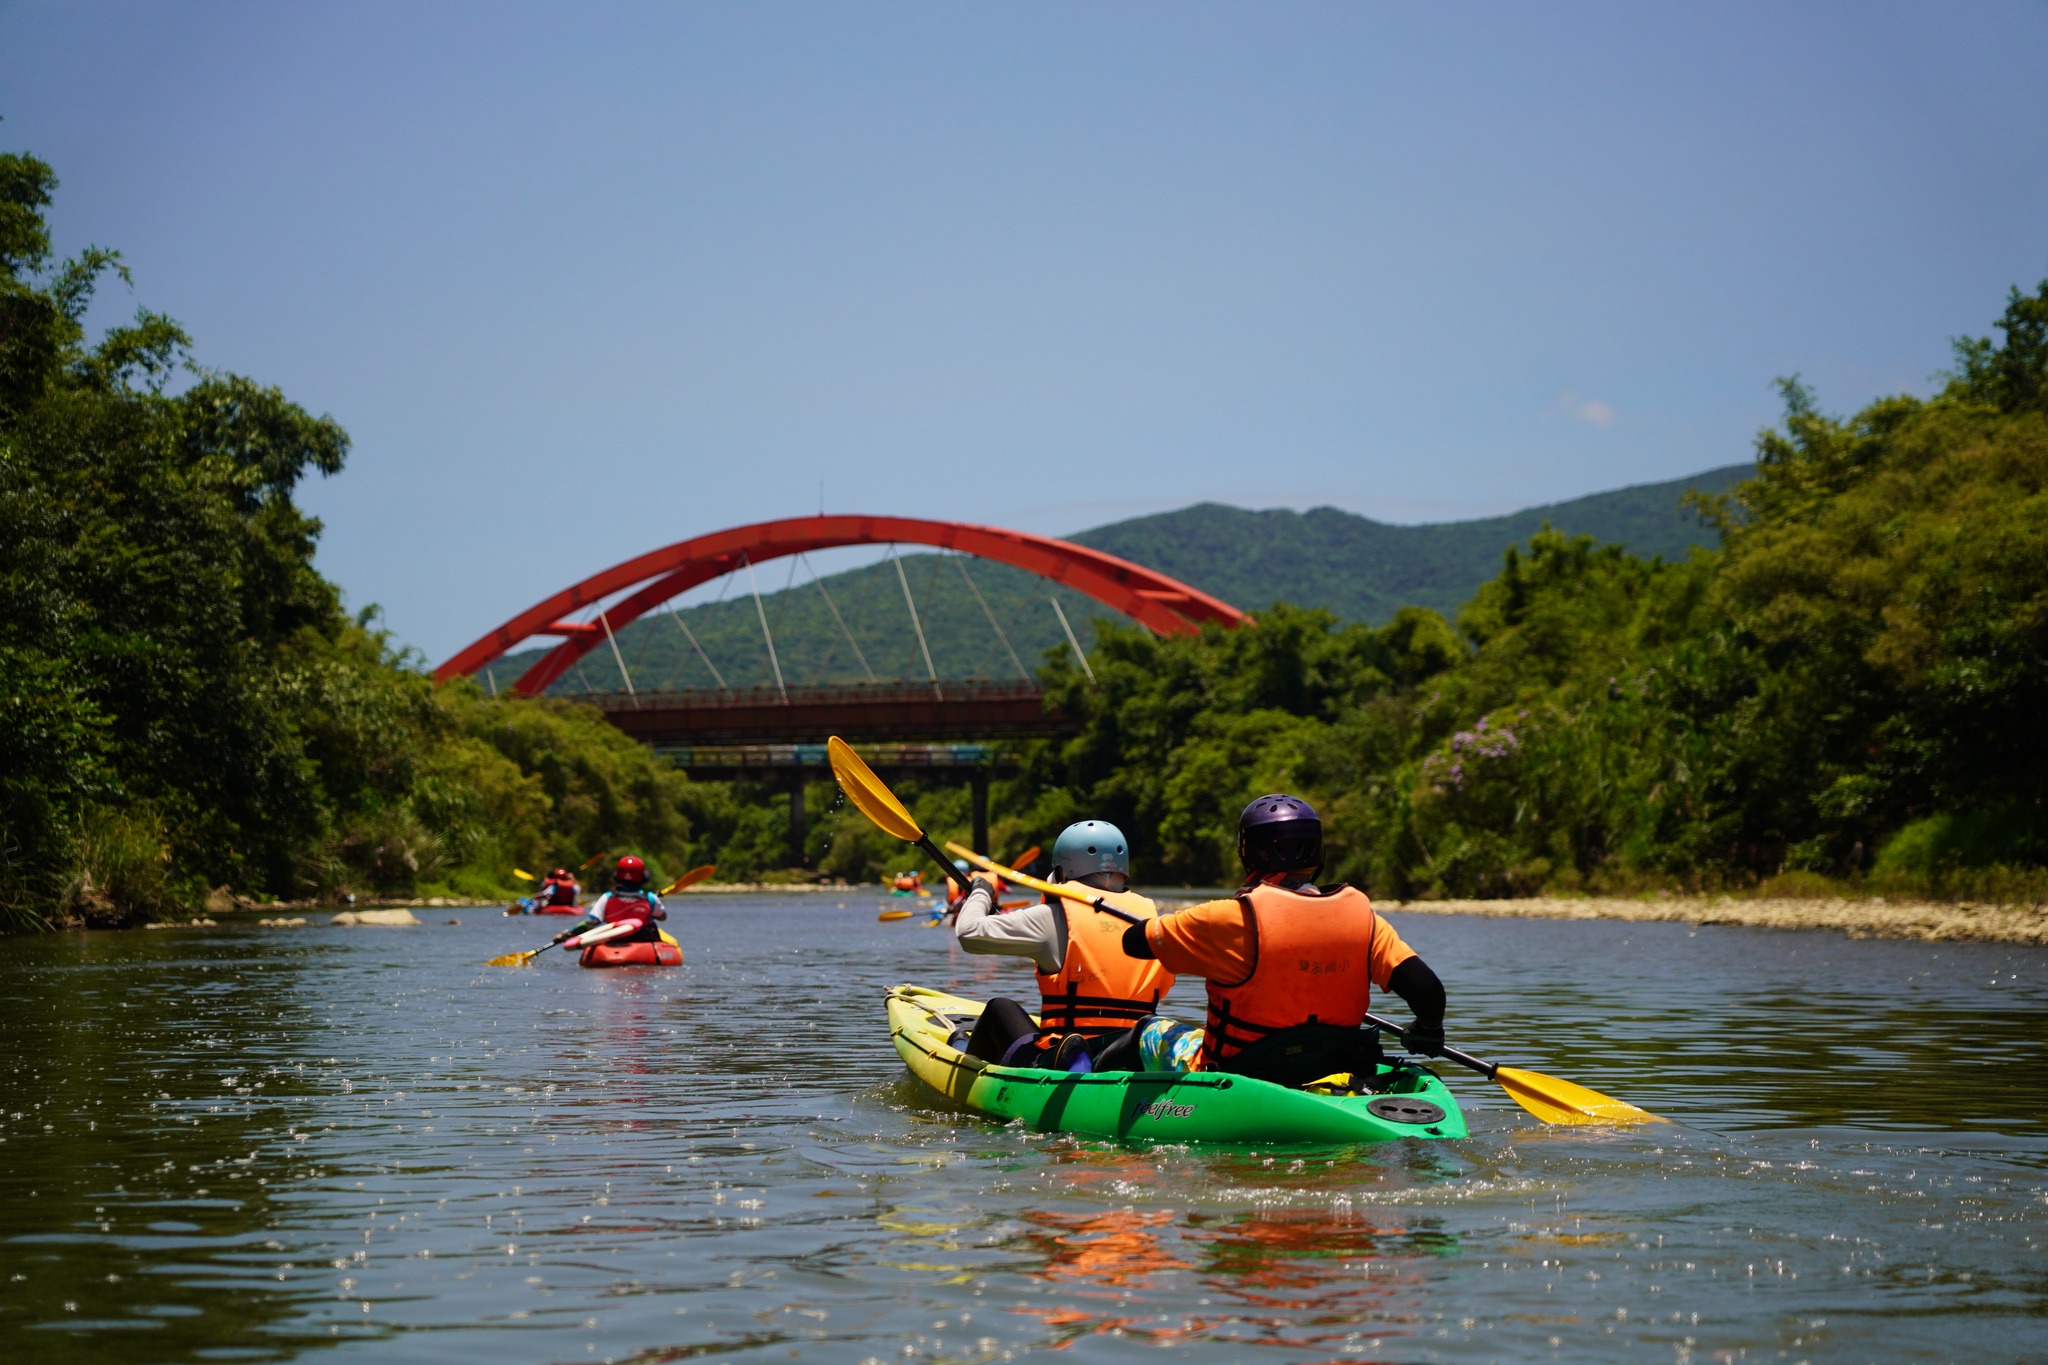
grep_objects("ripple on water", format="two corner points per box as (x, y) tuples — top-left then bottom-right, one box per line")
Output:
(0, 899), (2042, 1361)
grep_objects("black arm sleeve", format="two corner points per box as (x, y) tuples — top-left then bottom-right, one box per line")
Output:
(1386, 957), (1444, 1027)
(1121, 922), (1156, 960)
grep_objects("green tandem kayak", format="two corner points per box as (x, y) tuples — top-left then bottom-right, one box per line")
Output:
(888, 985), (1468, 1144)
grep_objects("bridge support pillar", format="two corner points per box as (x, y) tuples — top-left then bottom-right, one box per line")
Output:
(788, 781), (807, 868)
(970, 771), (988, 859)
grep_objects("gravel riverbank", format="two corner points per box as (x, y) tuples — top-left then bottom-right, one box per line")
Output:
(1378, 895), (2048, 944)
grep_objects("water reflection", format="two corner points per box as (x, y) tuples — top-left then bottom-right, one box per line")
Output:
(0, 901), (2040, 1362)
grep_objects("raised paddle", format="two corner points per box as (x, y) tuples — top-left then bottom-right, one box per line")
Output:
(487, 916), (636, 968)
(826, 737), (974, 896)
(947, 841), (1661, 1126)
(578, 851), (611, 872)
(512, 867), (538, 882)
(944, 842), (1145, 925)
(1362, 1011), (1662, 1125)
(659, 864), (717, 896)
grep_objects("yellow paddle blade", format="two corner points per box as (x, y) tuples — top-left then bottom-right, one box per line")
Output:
(828, 736), (923, 841)
(660, 864), (716, 895)
(877, 909), (913, 922)
(1495, 1065), (1663, 1125)
(486, 948), (540, 967)
(511, 867), (537, 882)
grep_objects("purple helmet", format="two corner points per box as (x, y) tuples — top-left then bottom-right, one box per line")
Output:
(1238, 794), (1322, 873)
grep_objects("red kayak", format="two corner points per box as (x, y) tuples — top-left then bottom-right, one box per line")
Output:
(579, 939), (683, 968)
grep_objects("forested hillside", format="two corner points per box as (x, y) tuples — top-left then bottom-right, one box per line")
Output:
(500, 466), (1741, 696)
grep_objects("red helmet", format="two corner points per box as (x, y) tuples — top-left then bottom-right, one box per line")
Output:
(615, 855), (647, 887)
(549, 867), (570, 881)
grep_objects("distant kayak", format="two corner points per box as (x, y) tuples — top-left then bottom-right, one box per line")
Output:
(580, 930), (683, 968)
(887, 985), (1466, 1145)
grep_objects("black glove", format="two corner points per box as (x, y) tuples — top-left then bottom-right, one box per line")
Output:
(1401, 1021), (1445, 1057)
(965, 876), (996, 907)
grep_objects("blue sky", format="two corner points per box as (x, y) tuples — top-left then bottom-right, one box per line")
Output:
(3, 2), (2044, 661)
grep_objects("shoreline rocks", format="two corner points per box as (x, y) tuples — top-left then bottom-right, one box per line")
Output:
(330, 908), (421, 927)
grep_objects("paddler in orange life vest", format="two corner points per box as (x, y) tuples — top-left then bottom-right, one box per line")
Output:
(952, 820), (1173, 1073)
(1120, 795), (1447, 1087)
(570, 855), (668, 944)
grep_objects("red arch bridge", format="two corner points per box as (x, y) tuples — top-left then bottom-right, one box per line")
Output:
(436, 514), (1249, 861)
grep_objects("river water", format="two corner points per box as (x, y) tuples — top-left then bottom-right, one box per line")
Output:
(0, 897), (2042, 1363)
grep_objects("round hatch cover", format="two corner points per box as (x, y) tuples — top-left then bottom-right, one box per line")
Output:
(1366, 1096), (1446, 1125)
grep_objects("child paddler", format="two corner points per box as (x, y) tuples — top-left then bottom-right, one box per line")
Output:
(952, 820), (1174, 1073)
(566, 855), (668, 945)
(1120, 795), (1448, 1088)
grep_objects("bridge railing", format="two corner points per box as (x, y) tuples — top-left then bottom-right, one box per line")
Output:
(576, 680), (1047, 711)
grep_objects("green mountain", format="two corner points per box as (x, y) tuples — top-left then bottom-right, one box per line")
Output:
(1070, 463), (1750, 625)
(483, 464), (1749, 695)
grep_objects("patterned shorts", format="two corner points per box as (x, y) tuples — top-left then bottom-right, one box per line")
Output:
(1138, 1017), (1205, 1073)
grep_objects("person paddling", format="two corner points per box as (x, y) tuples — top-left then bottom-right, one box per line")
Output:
(952, 821), (1174, 1073)
(537, 866), (580, 910)
(569, 855), (668, 944)
(1120, 795), (1447, 1087)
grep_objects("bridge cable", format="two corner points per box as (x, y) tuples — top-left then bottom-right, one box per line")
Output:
(741, 551), (789, 703)
(800, 552), (878, 684)
(1050, 596), (1097, 685)
(666, 606), (731, 693)
(767, 553), (800, 678)
(598, 610), (641, 707)
(891, 547), (943, 701)
(955, 555), (1029, 681)
(669, 560), (742, 692)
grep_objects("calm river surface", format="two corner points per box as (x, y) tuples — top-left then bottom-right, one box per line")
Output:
(0, 897), (2043, 1363)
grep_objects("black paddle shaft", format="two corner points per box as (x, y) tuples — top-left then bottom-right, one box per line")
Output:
(1363, 1010), (1498, 1079)
(915, 836), (977, 896)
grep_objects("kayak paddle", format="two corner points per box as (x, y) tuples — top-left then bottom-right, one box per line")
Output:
(949, 842), (1660, 1126)
(944, 842), (1145, 925)
(878, 909), (914, 922)
(487, 916), (635, 968)
(512, 867), (537, 882)
(659, 864), (716, 896)
(1363, 1011), (1661, 1125)
(578, 850), (611, 872)
(826, 737), (973, 896)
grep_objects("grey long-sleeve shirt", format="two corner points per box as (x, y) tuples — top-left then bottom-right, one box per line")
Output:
(952, 881), (1067, 974)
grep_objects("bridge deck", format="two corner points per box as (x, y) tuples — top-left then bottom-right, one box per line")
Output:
(589, 681), (1073, 747)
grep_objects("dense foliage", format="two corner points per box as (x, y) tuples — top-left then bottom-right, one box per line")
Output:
(1008, 284), (2048, 899)
(0, 147), (738, 929)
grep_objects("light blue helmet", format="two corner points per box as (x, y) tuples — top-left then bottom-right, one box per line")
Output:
(1051, 820), (1129, 883)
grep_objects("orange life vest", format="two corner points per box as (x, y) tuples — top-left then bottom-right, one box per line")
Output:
(1034, 883), (1176, 1035)
(1201, 881), (1382, 1071)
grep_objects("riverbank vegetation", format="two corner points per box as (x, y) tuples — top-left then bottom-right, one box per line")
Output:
(1005, 282), (2048, 902)
(5, 138), (2042, 929)
(0, 147), (766, 930)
